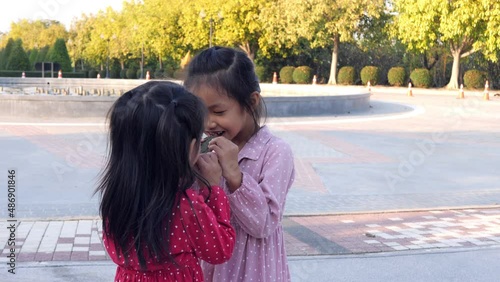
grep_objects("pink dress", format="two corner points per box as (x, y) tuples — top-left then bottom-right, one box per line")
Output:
(103, 186), (235, 282)
(202, 126), (295, 282)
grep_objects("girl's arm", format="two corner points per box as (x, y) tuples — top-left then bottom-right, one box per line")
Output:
(180, 186), (235, 264)
(227, 139), (295, 238)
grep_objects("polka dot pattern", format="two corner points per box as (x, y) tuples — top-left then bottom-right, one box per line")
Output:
(102, 186), (235, 281)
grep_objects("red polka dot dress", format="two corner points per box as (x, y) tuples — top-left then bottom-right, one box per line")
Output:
(103, 186), (235, 282)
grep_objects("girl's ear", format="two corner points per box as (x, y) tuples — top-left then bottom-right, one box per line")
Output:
(249, 91), (261, 109)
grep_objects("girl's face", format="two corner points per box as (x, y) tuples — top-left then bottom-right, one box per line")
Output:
(192, 85), (255, 149)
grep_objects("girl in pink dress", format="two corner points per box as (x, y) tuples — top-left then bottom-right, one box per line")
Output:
(185, 47), (295, 282)
(96, 81), (235, 281)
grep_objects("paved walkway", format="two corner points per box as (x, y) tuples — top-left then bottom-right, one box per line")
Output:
(1, 86), (500, 280)
(2, 207), (499, 264)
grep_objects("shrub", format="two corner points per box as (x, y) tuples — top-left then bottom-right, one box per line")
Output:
(254, 65), (268, 83)
(99, 70), (107, 78)
(120, 68), (127, 79)
(337, 66), (356, 85)
(463, 69), (486, 89)
(409, 68), (432, 88)
(154, 68), (166, 79)
(387, 67), (406, 86)
(279, 66), (295, 84)
(173, 68), (186, 80)
(292, 66), (313, 84)
(126, 68), (137, 79)
(88, 70), (98, 78)
(360, 66), (380, 86)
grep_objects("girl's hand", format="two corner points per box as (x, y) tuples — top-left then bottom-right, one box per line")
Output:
(196, 152), (222, 187)
(208, 137), (242, 192)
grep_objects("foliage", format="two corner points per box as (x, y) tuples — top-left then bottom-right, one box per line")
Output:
(337, 66), (356, 85)
(279, 66), (295, 84)
(6, 39), (30, 71)
(120, 68), (128, 79)
(292, 66), (313, 84)
(46, 38), (72, 72)
(89, 70), (98, 79)
(0, 38), (15, 69)
(387, 67), (406, 86)
(126, 68), (138, 79)
(410, 68), (432, 88)
(463, 70), (486, 89)
(254, 64), (269, 83)
(392, 0), (500, 89)
(0, 20), (67, 50)
(360, 66), (379, 86)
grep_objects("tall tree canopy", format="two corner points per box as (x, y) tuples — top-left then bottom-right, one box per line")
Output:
(392, 0), (500, 89)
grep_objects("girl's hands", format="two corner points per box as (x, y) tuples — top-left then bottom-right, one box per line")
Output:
(196, 152), (222, 187)
(208, 137), (242, 192)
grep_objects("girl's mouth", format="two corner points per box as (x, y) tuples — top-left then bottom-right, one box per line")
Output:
(206, 131), (224, 137)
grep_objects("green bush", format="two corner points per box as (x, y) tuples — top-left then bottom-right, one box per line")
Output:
(279, 66), (295, 84)
(173, 68), (186, 80)
(463, 69), (486, 89)
(88, 70), (98, 78)
(360, 66), (380, 86)
(387, 67), (406, 86)
(99, 70), (107, 78)
(110, 68), (120, 79)
(409, 68), (432, 88)
(337, 66), (356, 85)
(0, 70), (85, 78)
(154, 68), (166, 79)
(292, 66), (313, 84)
(120, 68), (127, 79)
(126, 68), (138, 79)
(254, 65), (267, 83)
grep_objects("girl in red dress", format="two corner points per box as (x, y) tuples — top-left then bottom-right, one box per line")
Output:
(96, 81), (235, 281)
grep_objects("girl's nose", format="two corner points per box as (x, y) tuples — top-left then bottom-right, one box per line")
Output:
(206, 118), (217, 129)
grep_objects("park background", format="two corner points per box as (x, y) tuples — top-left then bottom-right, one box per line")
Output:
(0, 0), (499, 90)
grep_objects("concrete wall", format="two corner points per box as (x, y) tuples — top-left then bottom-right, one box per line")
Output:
(0, 78), (370, 118)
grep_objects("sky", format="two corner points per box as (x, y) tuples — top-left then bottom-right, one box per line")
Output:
(0, 0), (125, 33)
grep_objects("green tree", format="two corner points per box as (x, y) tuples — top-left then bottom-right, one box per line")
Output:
(0, 38), (15, 69)
(28, 49), (39, 70)
(4, 19), (67, 50)
(6, 39), (30, 70)
(46, 38), (72, 72)
(392, 0), (500, 89)
(259, 0), (384, 84)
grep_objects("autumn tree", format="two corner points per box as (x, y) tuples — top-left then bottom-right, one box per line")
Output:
(46, 38), (72, 72)
(392, 0), (500, 89)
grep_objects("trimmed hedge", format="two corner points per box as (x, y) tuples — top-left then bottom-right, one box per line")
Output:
(126, 68), (138, 79)
(292, 66), (313, 84)
(463, 70), (486, 89)
(409, 68), (432, 88)
(337, 66), (356, 85)
(387, 67), (406, 86)
(360, 66), (379, 86)
(254, 65), (267, 83)
(120, 69), (127, 79)
(0, 70), (86, 78)
(279, 66), (295, 84)
(89, 70), (98, 78)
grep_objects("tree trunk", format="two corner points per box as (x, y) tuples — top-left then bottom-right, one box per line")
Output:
(159, 54), (163, 69)
(446, 49), (460, 89)
(328, 34), (339, 85)
(239, 42), (255, 61)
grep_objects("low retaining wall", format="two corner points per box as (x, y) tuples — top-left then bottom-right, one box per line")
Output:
(0, 78), (370, 118)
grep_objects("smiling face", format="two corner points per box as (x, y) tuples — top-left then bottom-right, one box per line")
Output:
(191, 85), (256, 149)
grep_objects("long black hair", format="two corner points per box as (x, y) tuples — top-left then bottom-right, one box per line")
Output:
(96, 81), (207, 270)
(184, 46), (266, 132)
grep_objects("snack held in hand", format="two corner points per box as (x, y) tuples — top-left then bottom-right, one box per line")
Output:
(201, 135), (215, 153)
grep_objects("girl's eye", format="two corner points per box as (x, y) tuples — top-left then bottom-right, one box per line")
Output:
(213, 110), (225, 115)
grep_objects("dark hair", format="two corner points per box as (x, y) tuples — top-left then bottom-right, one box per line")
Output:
(184, 46), (266, 131)
(95, 81), (207, 270)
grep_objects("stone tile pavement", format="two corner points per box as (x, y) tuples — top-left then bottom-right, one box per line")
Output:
(2, 208), (499, 263)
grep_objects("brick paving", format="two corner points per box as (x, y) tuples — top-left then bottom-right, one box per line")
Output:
(2, 208), (499, 263)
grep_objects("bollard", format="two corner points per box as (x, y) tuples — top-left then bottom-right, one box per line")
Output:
(146, 71), (151, 80)
(97, 73), (101, 79)
(22, 72), (26, 78)
(483, 80), (490, 101)
(312, 75), (317, 85)
(58, 70), (62, 79)
(407, 82), (413, 97)
(458, 84), (465, 99)
(272, 72), (278, 84)
(367, 81), (371, 92)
